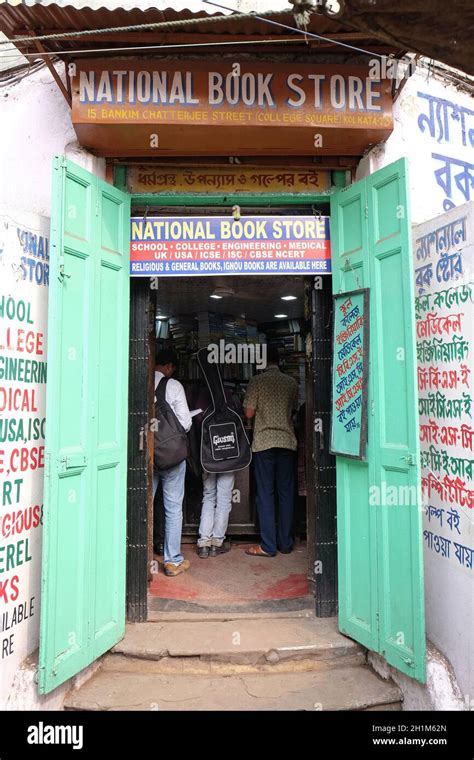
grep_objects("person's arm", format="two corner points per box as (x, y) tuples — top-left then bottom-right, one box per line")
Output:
(171, 380), (193, 432)
(243, 378), (258, 420)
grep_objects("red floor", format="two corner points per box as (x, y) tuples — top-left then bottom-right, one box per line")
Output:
(149, 541), (309, 603)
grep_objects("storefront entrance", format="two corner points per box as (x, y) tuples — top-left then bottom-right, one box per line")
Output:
(38, 156), (426, 697)
(146, 270), (314, 611)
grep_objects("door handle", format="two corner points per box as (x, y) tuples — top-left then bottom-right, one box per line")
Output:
(58, 454), (87, 472)
(400, 454), (416, 466)
(58, 263), (72, 283)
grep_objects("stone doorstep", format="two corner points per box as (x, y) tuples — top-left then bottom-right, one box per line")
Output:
(111, 617), (364, 665)
(64, 666), (402, 712)
(101, 650), (367, 676)
(147, 609), (314, 623)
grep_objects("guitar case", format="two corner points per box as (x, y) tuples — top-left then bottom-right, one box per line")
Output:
(197, 347), (252, 474)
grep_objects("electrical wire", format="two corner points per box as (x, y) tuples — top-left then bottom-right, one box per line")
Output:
(0, 7), (284, 46)
(0, 36), (310, 60)
(201, 0), (388, 59)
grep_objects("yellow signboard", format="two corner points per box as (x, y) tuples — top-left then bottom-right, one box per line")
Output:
(128, 165), (331, 194)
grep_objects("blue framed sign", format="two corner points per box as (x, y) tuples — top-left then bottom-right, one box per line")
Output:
(129, 215), (331, 276)
(330, 288), (369, 460)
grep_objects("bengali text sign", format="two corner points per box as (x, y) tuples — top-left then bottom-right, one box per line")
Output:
(330, 289), (369, 459)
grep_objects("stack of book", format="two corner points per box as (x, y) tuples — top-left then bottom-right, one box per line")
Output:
(246, 319), (258, 344)
(169, 315), (196, 351)
(282, 352), (306, 407)
(197, 311), (223, 347)
(222, 314), (236, 341)
(235, 316), (248, 343)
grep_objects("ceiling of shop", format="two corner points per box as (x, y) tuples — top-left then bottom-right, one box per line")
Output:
(155, 274), (306, 323)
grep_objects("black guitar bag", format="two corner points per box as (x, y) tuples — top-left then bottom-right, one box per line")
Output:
(197, 347), (252, 474)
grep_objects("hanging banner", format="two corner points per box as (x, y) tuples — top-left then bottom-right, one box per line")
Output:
(330, 288), (369, 459)
(71, 61), (393, 157)
(130, 215), (331, 276)
(127, 165), (331, 194)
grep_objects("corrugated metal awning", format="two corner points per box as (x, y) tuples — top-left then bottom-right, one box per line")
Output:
(1, 0), (471, 74)
(0, 1), (401, 62)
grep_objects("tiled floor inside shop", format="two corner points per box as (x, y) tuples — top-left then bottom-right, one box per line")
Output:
(149, 540), (309, 606)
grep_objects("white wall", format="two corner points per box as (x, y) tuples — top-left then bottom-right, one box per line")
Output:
(0, 63), (102, 709)
(358, 69), (474, 226)
(0, 63), (105, 217)
(360, 68), (474, 705)
(413, 202), (473, 705)
(0, 209), (48, 708)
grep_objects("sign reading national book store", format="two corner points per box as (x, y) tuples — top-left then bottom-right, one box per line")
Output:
(71, 60), (394, 157)
(130, 215), (331, 276)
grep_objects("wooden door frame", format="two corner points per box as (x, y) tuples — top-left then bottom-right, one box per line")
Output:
(118, 166), (344, 622)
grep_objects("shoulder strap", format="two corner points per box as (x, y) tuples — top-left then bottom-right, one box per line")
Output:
(156, 376), (169, 404)
(197, 347), (227, 411)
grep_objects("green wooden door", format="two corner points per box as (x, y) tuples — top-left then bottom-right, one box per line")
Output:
(331, 158), (425, 682)
(39, 157), (131, 694)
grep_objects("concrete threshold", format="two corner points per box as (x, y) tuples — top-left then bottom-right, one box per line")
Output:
(64, 665), (401, 711)
(110, 616), (364, 668)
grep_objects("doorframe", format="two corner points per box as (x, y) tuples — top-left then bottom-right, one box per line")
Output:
(117, 164), (344, 622)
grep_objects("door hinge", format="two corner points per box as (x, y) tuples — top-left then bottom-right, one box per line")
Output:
(364, 203), (369, 219)
(95, 200), (100, 216)
(371, 399), (375, 415)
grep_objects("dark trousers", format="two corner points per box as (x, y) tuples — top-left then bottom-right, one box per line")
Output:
(253, 447), (295, 555)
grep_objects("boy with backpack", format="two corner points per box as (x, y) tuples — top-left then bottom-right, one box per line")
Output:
(154, 349), (192, 577)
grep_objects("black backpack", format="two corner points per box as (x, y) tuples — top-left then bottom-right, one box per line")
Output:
(197, 347), (252, 474)
(154, 377), (190, 471)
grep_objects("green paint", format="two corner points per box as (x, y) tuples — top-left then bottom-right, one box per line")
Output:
(331, 158), (426, 682)
(38, 157), (131, 694)
(130, 192), (332, 207)
(331, 170), (348, 188)
(113, 164), (128, 193)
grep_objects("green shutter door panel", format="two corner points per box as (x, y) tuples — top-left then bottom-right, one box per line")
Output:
(367, 160), (425, 682)
(330, 178), (379, 653)
(331, 158), (425, 682)
(39, 157), (131, 694)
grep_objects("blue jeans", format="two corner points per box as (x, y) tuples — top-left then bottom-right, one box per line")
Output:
(253, 448), (295, 555)
(153, 460), (186, 565)
(198, 471), (235, 547)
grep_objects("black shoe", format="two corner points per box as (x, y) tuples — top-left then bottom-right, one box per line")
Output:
(209, 540), (231, 557)
(154, 541), (164, 556)
(278, 546), (293, 554)
(197, 546), (210, 558)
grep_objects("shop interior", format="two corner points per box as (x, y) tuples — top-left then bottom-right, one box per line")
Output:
(148, 272), (315, 612)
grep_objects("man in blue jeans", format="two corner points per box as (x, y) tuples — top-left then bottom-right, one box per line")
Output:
(244, 346), (298, 557)
(154, 349), (192, 577)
